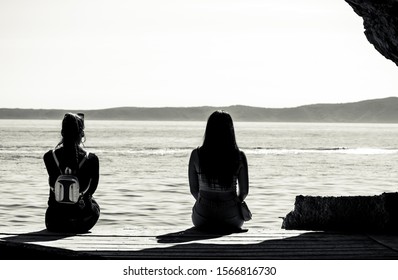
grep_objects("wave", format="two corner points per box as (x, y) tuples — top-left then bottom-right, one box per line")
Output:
(0, 150), (44, 154)
(70, 147), (398, 156)
(2, 146), (398, 156)
(246, 147), (398, 155)
(96, 148), (193, 156)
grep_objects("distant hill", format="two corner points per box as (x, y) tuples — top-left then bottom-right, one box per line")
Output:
(2, 97), (398, 123)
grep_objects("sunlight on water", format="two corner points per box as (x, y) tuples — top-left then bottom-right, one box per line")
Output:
(1, 120), (398, 230)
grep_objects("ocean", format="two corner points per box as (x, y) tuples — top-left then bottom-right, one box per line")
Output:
(1, 119), (398, 230)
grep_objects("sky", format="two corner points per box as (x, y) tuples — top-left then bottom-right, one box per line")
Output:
(0, 0), (397, 110)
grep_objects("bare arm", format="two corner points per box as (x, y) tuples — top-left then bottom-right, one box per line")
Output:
(238, 151), (249, 202)
(87, 154), (99, 195)
(188, 149), (200, 200)
(43, 150), (59, 188)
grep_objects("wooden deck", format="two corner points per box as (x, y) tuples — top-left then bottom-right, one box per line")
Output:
(1, 225), (398, 259)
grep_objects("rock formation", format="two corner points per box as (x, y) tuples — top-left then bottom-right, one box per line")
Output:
(345, 0), (398, 66)
(282, 192), (398, 232)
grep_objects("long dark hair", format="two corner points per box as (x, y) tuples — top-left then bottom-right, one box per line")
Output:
(199, 110), (240, 186)
(56, 113), (85, 172)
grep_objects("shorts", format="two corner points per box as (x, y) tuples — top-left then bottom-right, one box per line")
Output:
(45, 198), (100, 233)
(192, 196), (244, 231)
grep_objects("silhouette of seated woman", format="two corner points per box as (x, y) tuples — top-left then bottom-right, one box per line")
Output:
(43, 113), (100, 233)
(189, 110), (250, 232)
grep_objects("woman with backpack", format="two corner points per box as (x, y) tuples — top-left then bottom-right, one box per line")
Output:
(43, 112), (100, 233)
(188, 110), (251, 232)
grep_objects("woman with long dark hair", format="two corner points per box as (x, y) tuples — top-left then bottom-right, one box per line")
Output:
(189, 110), (250, 231)
(43, 113), (100, 233)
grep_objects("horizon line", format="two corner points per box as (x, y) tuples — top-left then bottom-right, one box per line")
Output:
(1, 96), (397, 111)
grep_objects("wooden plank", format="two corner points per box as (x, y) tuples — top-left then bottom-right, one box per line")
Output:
(1, 225), (398, 260)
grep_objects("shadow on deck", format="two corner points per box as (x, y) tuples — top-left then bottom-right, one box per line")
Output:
(1, 227), (398, 260)
(94, 231), (398, 260)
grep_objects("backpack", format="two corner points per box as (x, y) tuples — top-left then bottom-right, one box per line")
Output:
(51, 149), (90, 204)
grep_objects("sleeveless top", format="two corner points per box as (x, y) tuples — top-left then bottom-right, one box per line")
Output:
(197, 169), (238, 194)
(189, 148), (249, 201)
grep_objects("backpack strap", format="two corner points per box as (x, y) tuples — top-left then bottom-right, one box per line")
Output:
(78, 151), (90, 169)
(52, 149), (63, 174)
